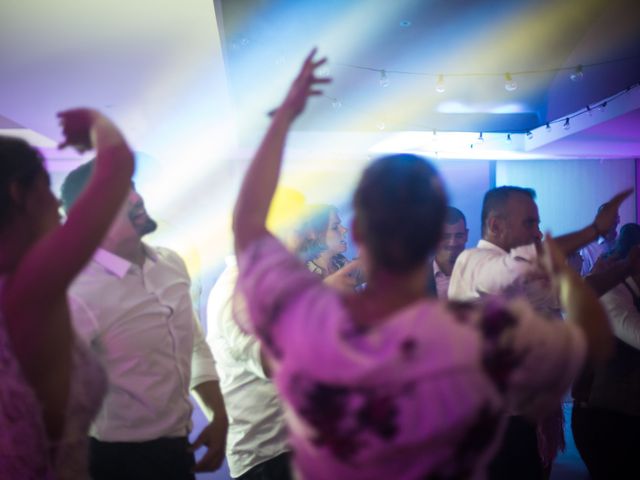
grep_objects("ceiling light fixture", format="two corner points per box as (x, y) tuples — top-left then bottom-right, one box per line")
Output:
(435, 74), (445, 93)
(379, 70), (390, 88)
(504, 73), (517, 91)
(570, 65), (584, 82)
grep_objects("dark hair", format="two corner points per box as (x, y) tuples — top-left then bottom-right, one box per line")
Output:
(445, 206), (466, 226)
(481, 186), (536, 235)
(60, 159), (95, 213)
(0, 136), (47, 229)
(353, 154), (447, 273)
(609, 223), (640, 260)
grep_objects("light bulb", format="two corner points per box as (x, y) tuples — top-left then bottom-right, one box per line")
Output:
(504, 73), (517, 92)
(379, 70), (390, 88)
(570, 65), (584, 82)
(317, 64), (331, 77)
(563, 118), (570, 130)
(435, 74), (445, 93)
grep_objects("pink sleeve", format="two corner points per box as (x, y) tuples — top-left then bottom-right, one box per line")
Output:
(236, 234), (321, 359)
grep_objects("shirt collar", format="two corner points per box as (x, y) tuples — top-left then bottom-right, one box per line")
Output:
(93, 243), (156, 279)
(477, 239), (508, 253)
(432, 258), (447, 277)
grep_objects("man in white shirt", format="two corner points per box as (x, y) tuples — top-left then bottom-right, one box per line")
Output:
(206, 257), (291, 480)
(448, 185), (629, 480)
(61, 161), (228, 480)
(430, 206), (468, 299)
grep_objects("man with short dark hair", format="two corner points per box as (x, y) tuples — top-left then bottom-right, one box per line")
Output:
(429, 206), (468, 299)
(449, 185), (630, 480)
(61, 160), (228, 480)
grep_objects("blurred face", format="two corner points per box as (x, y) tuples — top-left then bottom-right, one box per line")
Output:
(127, 186), (157, 237)
(502, 193), (542, 250)
(324, 210), (348, 256)
(435, 219), (468, 264)
(108, 186), (157, 241)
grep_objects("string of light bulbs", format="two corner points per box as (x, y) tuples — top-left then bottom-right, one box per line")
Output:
(323, 80), (640, 149)
(335, 53), (640, 93)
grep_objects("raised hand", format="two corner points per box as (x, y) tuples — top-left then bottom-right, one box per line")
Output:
(57, 108), (102, 152)
(323, 259), (363, 293)
(593, 189), (633, 236)
(278, 48), (331, 121)
(540, 233), (570, 280)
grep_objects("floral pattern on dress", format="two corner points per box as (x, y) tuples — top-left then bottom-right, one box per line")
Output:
(0, 282), (107, 479)
(292, 375), (398, 462)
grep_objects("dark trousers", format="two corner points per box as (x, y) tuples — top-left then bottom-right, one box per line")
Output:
(572, 402), (640, 480)
(236, 452), (293, 480)
(90, 436), (195, 480)
(487, 416), (544, 480)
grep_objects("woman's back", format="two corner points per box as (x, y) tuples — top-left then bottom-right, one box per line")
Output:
(237, 235), (587, 479)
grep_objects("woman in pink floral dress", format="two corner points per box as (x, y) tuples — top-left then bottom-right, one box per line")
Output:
(0, 109), (135, 478)
(231, 50), (614, 480)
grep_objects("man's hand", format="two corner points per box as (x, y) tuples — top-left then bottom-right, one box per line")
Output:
(593, 189), (633, 235)
(323, 259), (363, 293)
(190, 417), (228, 473)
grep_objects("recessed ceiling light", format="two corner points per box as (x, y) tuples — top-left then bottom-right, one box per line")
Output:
(399, 20), (411, 27)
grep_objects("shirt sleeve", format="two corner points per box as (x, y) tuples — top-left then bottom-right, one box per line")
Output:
(206, 264), (267, 379)
(479, 298), (587, 418)
(450, 244), (541, 300)
(190, 312), (220, 388)
(600, 282), (640, 349)
(236, 234), (322, 360)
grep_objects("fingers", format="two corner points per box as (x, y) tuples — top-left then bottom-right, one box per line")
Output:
(608, 188), (634, 208)
(304, 47), (318, 65)
(192, 449), (224, 473)
(189, 429), (207, 452)
(542, 233), (567, 275)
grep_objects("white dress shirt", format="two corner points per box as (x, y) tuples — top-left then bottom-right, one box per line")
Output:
(206, 257), (289, 478)
(579, 240), (607, 276)
(69, 245), (218, 442)
(599, 277), (640, 350)
(449, 239), (560, 317)
(432, 259), (451, 300)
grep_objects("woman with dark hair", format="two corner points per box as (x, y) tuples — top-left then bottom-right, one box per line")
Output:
(572, 222), (640, 479)
(0, 109), (134, 478)
(231, 50), (612, 479)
